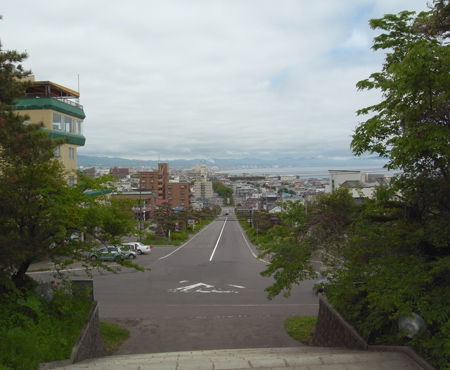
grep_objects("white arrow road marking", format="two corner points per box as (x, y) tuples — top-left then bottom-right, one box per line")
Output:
(170, 282), (214, 293)
(169, 282), (245, 294)
(196, 288), (238, 294)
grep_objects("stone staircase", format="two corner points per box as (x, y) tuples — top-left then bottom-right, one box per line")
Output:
(56, 346), (423, 369)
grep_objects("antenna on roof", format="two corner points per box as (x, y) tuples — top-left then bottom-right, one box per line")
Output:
(77, 74), (80, 93)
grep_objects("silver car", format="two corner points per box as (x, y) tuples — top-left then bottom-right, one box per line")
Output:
(122, 242), (152, 255)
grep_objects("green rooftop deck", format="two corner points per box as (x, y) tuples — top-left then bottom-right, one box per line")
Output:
(14, 97), (86, 119)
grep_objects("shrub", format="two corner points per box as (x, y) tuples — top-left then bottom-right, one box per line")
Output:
(0, 287), (91, 369)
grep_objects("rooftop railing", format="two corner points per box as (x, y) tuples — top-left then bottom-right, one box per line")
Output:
(54, 97), (83, 109)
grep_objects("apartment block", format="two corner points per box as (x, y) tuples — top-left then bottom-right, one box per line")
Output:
(139, 163), (190, 208)
(139, 163), (169, 199)
(192, 164), (214, 202)
(13, 76), (86, 185)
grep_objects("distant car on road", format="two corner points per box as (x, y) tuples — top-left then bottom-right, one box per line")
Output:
(122, 242), (152, 255)
(89, 246), (126, 261)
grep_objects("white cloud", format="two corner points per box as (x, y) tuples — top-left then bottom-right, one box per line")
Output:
(0, 0), (428, 160)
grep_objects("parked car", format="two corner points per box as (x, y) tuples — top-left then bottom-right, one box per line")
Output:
(89, 246), (126, 261)
(313, 278), (329, 294)
(122, 242), (152, 255)
(119, 246), (137, 259)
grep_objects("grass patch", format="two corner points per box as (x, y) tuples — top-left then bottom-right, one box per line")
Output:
(100, 321), (130, 354)
(284, 316), (317, 345)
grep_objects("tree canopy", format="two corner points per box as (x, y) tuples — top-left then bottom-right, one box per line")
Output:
(258, 2), (449, 367)
(212, 181), (234, 205)
(0, 38), (136, 287)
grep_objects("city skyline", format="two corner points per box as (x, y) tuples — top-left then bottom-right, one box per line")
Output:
(1, 0), (428, 161)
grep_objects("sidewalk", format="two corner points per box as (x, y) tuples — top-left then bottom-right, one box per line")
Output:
(57, 347), (422, 369)
(28, 258), (87, 274)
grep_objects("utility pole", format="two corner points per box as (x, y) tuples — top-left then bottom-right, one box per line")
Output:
(139, 189), (143, 242)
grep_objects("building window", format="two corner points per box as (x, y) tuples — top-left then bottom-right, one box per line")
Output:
(68, 175), (75, 186)
(53, 114), (83, 134)
(64, 116), (73, 133)
(54, 147), (60, 157)
(75, 120), (83, 134)
(53, 113), (62, 130)
(68, 147), (75, 160)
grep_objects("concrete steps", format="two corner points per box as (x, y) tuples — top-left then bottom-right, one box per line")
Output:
(57, 346), (422, 369)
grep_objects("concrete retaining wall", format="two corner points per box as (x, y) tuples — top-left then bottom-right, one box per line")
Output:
(312, 295), (367, 349)
(40, 295), (106, 369)
(70, 301), (107, 363)
(312, 295), (435, 369)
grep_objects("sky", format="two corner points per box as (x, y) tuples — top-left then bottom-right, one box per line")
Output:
(1, 0), (429, 162)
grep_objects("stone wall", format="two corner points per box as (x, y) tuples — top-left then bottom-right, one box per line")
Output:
(312, 295), (368, 349)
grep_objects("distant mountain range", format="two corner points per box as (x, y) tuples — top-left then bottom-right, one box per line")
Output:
(78, 154), (388, 171)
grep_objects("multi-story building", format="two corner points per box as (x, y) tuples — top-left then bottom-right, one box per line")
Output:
(139, 163), (190, 208)
(139, 163), (169, 199)
(168, 181), (190, 208)
(110, 167), (130, 178)
(13, 77), (86, 185)
(192, 164), (214, 205)
(325, 170), (390, 200)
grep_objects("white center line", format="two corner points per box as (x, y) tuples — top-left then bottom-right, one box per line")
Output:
(209, 217), (227, 262)
(239, 225), (269, 264)
(159, 221), (213, 260)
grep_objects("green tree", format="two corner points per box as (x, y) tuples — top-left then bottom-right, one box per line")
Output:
(0, 38), (136, 287)
(212, 181), (233, 205)
(261, 190), (357, 298)
(152, 203), (176, 236)
(352, 3), (450, 254)
(347, 4), (449, 364)
(258, 2), (449, 366)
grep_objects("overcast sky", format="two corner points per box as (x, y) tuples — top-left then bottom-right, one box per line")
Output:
(1, 0), (428, 161)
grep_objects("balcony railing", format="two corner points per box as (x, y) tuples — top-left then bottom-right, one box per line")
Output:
(54, 97), (83, 110)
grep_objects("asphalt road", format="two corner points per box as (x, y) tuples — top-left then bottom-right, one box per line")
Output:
(34, 208), (319, 354)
